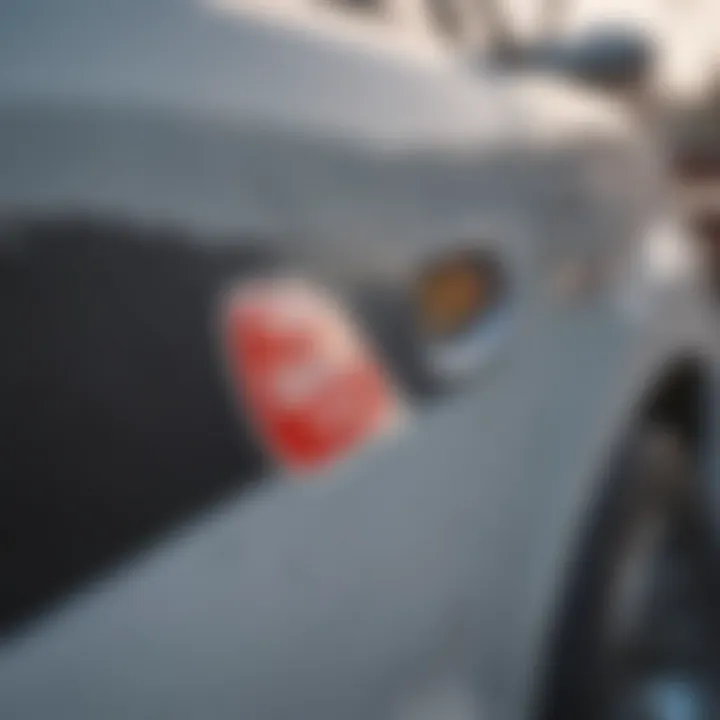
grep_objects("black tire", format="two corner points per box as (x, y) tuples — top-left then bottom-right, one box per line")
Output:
(538, 423), (720, 720)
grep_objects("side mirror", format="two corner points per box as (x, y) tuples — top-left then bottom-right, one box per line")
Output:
(543, 25), (654, 90)
(487, 24), (655, 94)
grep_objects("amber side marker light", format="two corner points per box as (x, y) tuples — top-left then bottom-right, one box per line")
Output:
(415, 249), (507, 341)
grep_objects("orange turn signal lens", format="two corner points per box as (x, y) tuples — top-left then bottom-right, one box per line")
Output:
(416, 250), (505, 339)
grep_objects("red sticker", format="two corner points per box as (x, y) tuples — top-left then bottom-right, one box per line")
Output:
(224, 279), (400, 474)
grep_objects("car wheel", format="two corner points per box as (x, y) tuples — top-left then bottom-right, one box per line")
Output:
(539, 423), (720, 720)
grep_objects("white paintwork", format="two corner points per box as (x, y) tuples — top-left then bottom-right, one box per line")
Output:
(0, 3), (718, 720)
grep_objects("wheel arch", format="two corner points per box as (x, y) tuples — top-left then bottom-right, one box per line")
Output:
(533, 352), (714, 720)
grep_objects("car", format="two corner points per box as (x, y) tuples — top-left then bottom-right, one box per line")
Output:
(1, 1), (719, 719)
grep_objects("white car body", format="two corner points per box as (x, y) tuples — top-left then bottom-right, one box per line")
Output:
(0, 2), (718, 719)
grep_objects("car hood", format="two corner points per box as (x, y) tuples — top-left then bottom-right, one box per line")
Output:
(0, 0), (650, 286)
